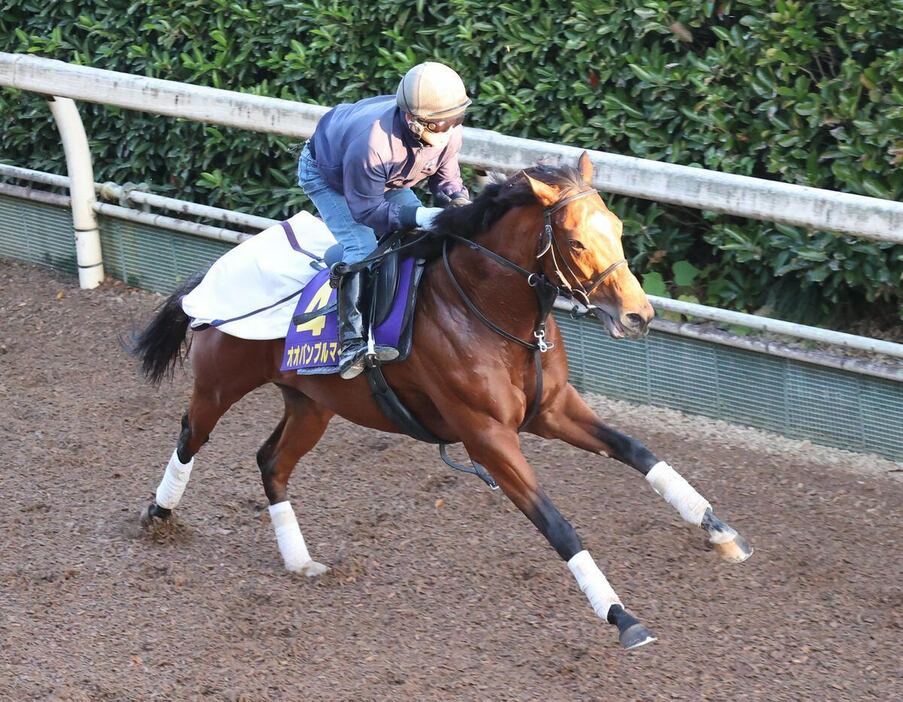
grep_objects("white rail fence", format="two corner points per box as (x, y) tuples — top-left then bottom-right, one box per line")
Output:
(0, 53), (900, 380)
(3, 54), (902, 242)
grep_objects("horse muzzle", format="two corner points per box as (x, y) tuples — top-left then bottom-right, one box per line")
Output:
(592, 302), (653, 340)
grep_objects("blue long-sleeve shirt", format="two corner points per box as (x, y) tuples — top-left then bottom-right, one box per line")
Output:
(308, 96), (468, 234)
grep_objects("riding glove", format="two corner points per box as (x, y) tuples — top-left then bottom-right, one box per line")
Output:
(415, 206), (444, 230)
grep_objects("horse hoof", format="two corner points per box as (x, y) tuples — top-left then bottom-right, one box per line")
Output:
(139, 504), (157, 527)
(290, 560), (329, 578)
(139, 502), (172, 527)
(713, 533), (754, 563)
(619, 623), (657, 650)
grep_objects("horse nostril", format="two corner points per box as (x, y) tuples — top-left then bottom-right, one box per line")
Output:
(625, 313), (646, 329)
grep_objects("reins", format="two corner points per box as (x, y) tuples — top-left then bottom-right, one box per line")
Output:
(440, 184), (624, 432)
(442, 232), (555, 432)
(442, 236), (558, 352)
(442, 185), (624, 352)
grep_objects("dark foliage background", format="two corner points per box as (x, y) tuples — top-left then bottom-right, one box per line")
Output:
(1, 0), (901, 325)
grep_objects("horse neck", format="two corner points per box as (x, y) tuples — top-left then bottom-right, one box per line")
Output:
(442, 207), (546, 330)
(473, 207), (544, 272)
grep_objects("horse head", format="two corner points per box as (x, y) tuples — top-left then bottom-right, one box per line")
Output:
(523, 153), (654, 339)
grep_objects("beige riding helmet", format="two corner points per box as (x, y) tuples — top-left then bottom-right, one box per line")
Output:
(396, 61), (472, 119)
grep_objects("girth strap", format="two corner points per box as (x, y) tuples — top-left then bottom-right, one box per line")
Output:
(363, 334), (548, 444)
(363, 362), (501, 490)
(365, 362), (446, 444)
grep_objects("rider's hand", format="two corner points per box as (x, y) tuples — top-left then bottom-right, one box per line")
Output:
(415, 206), (444, 230)
(448, 197), (471, 208)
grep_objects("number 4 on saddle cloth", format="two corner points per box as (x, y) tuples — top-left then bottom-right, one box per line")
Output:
(180, 210), (424, 375)
(285, 244), (423, 375)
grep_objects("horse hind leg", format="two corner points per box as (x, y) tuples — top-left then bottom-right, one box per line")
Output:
(257, 386), (333, 577)
(140, 388), (230, 526)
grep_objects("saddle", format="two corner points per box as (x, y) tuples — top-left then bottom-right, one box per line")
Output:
(284, 242), (424, 375)
(370, 245), (404, 329)
(286, 235), (500, 491)
(320, 241), (407, 328)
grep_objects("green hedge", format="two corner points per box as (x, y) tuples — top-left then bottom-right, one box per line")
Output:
(1, 0), (901, 325)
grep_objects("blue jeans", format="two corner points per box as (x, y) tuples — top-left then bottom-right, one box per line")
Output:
(297, 143), (422, 264)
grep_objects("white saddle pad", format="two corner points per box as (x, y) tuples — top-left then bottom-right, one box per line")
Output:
(181, 210), (337, 340)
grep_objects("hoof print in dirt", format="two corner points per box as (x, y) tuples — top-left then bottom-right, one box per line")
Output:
(139, 508), (188, 544)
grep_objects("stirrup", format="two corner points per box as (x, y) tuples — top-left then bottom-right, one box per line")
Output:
(341, 340), (398, 379)
(371, 345), (400, 362)
(364, 329), (399, 363)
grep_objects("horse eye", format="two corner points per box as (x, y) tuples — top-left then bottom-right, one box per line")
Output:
(568, 239), (586, 251)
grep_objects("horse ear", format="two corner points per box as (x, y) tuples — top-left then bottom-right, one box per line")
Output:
(524, 174), (559, 207)
(578, 151), (593, 184)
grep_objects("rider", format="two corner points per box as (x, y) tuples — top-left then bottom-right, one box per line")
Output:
(298, 61), (471, 380)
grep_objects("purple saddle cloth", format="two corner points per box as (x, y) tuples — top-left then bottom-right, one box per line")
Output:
(281, 257), (422, 375)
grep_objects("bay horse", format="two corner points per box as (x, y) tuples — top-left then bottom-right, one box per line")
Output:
(132, 153), (752, 650)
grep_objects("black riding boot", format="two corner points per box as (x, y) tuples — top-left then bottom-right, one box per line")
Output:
(337, 269), (400, 379)
(337, 270), (368, 380)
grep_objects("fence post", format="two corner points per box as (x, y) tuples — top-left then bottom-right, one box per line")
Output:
(47, 96), (104, 288)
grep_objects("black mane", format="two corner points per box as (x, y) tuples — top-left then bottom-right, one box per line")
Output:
(407, 163), (585, 261)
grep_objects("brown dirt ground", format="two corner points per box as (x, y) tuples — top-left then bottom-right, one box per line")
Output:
(1, 258), (900, 702)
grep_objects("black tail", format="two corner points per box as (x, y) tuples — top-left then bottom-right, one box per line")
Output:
(128, 272), (206, 386)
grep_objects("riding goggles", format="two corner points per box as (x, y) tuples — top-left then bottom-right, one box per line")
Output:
(418, 112), (466, 133)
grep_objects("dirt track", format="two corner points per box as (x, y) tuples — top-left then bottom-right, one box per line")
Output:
(1, 258), (900, 701)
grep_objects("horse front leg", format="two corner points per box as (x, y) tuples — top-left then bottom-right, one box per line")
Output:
(532, 385), (753, 563)
(461, 421), (656, 650)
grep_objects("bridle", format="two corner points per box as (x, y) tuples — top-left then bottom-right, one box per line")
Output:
(443, 183), (626, 353)
(441, 182), (627, 432)
(540, 188), (627, 309)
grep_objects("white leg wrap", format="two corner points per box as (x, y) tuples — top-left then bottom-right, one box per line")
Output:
(155, 449), (194, 509)
(568, 550), (622, 621)
(646, 461), (711, 526)
(269, 501), (312, 572)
